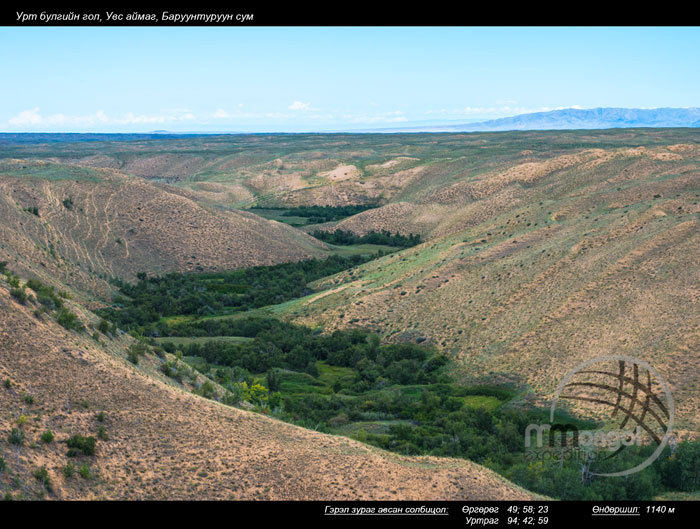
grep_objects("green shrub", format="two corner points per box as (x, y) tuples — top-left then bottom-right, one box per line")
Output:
(56, 308), (84, 331)
(126, 342), (147, 364)
(10, 287), (27, 304)
(266, 369), (282, 392)
(225, 381), (250, 406)
(312, 228), (421, 248)
(160, 360), (179, 380)
(25, 278), (44, 291)
(199, 381), (216, 400)
(27, 278), (64, 310)
(66, 435), (96, 456)
(96, 411), (105, 422)
(23, 206), (40, 216)
(0, 457), (6, 472)
(33, 467), (52, 491)
(97, 426), (108, 441)
(78, 464), (91, 479)
(62, 462), (76, 478)
(8, 428), (25, 446)
(3, 379), (11, 389)
(23, 394), (35, 405)
(7, 274), (20, 288)
(94, 254), (378, 335)
(248, 383), (269, 406)
(40, 430), (54, 443)
(659, 442), (700, 492)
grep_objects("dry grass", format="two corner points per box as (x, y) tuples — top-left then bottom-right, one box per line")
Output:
(0, 160), (326, 301)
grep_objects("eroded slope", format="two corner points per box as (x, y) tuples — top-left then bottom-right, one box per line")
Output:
(0, 160), (326, 300)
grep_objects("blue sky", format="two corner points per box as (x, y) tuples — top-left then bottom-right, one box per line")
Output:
(2, 27), (699, 132)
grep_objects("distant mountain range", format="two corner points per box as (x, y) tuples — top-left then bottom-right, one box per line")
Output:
(376, 107), (700, 133)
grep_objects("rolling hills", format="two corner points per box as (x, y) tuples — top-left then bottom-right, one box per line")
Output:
(273, 137), (700, 433)
(0, 128), (698, 500)
(0, 159), (326, 300)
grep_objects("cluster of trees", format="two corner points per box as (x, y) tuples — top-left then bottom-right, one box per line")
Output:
(167, 314), (700, 499)
(98, 254), (375, 333)
(90, 249), (700, 502)
(162, 317), (447, 389)
(2, 268), (82, 332)
(25, 278), (64, 311)
(24, 278), (82, 331)
(312, 229), (421, 248)
(502, 441), (700, 500)
(166, 315), (286, 338)
(252, 204), (378, 224)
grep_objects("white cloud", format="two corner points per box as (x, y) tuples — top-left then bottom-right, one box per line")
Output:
(8, 107), (112, 127)
(8, 107), (43, 125)
(6, 103), (590, 131)
(288, 101), (312, 111)
(6, 108), (195, 128)
(113, 110), (195, 125)
(212, 108), (232, 119)
(116, 112), (167, 125)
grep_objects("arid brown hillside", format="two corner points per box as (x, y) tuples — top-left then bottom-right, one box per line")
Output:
(0, 160), (326, 300)
(4, 130), (698, 213)
(278, 141), (700, 433)
(1, 131), (698, 496)
(0, 285), (536, 501)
